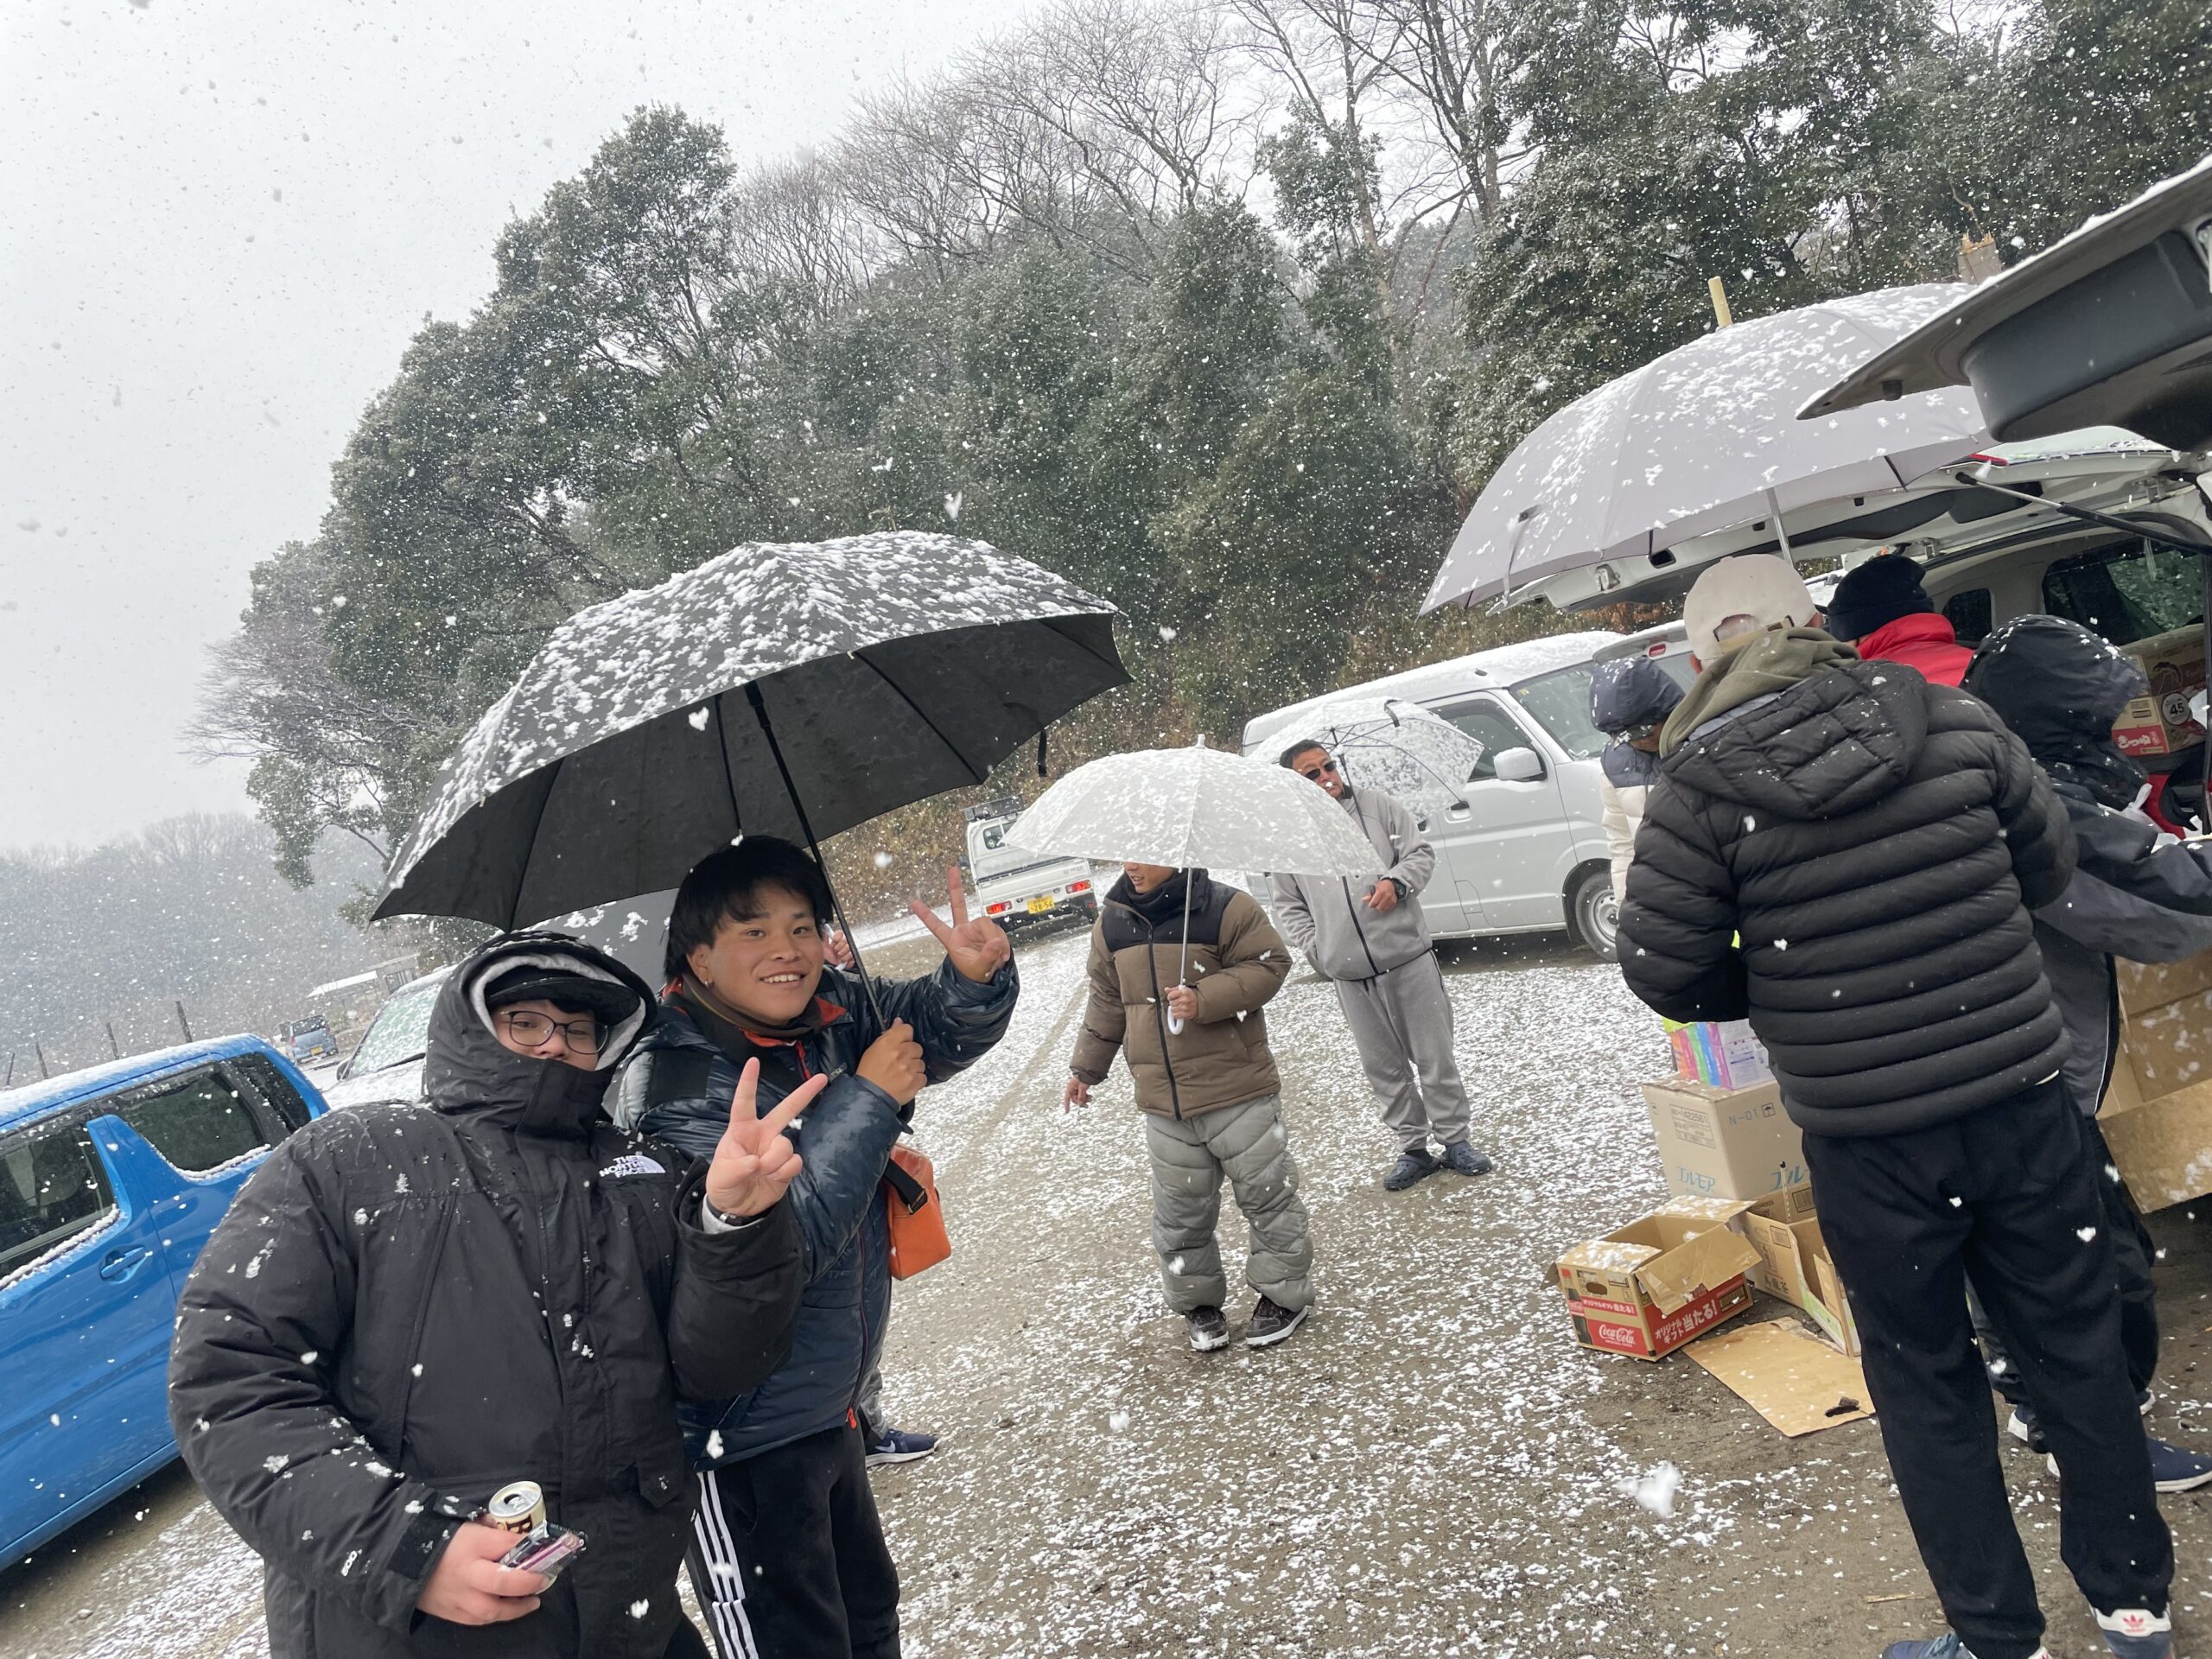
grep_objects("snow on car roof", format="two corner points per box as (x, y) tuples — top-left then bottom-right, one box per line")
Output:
(0, 1035), (283, 1138)
(1240, 632), (1624, 753)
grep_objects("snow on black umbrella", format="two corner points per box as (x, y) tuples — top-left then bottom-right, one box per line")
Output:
(372, 531), (1128, 947)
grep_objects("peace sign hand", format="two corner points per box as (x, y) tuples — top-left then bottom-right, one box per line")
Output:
(704, 1058), (821, 1219)
(911, 866), (1011, 984)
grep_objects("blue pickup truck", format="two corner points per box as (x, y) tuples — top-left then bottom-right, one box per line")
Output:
(0, 1035), (325, 1570)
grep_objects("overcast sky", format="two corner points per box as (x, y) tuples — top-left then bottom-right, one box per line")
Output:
(0, 0), (1039, 853)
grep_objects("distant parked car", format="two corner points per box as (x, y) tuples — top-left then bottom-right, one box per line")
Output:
(0, 1036), (325, 1570)
(315, 967), (451, 1112)
(1242, 630), (1694, 959)
(276, 1016), (340, 1065)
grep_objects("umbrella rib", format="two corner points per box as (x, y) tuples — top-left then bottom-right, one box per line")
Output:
(855, 648), (990, 785)
(510, 756), (568, 931)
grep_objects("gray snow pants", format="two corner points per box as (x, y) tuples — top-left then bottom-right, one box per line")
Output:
(1145, 1094), (1314, 1314)
(1334, 953), (1471, 1151)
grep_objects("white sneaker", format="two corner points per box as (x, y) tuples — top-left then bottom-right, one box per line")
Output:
(2094, 1605), (2173, 1658)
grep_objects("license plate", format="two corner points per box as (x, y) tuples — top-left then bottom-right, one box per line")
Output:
(1027, 895), (1055, 914)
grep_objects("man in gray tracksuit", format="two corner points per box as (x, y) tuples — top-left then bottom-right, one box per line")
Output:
(1273, 739), (1493, 1191)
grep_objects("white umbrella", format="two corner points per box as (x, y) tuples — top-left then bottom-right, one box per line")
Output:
(1007, 744), (1376, 1026)
(1294, 696), (1485, 814)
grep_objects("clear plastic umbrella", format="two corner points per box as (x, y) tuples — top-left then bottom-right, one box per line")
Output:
(1294, 696), (1485, 814)
(1007, 742), (1376, 1027)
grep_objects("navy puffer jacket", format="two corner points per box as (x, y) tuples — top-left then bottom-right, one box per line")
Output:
(609, 957), (1016, 1465)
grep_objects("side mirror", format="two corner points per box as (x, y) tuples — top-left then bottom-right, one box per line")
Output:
(1494, 747), (1546, 782)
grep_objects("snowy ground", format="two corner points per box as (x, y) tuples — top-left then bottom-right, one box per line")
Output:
(5, 928), (2207, 1658)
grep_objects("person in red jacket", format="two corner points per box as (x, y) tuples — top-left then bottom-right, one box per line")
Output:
(1823, 554), (1974, 686)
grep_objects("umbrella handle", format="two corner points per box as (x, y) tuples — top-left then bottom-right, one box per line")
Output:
(746, 683), (887, 1028)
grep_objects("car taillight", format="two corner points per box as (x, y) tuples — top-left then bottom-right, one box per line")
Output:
(987, 902), (1011, 915)
(1069, 880), (1090, 893)
(1646, 642), (1666, 657)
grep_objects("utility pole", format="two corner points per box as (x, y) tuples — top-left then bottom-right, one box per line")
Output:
(3, 1052), (13, 1088)
(176, 1001), (194, 1042)
(107, 1021), (122, 1059)
(35, 1039), (50, 1080)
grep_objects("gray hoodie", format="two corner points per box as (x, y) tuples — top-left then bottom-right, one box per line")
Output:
(1270, 786), (1437, 981)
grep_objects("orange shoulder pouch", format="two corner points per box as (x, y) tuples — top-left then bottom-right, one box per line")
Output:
(884, 1144), (950, 1281)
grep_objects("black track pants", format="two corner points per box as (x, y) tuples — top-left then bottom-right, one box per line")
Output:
(685, 1424), (899, 1659)
(1802, 1082), (2171, 1659)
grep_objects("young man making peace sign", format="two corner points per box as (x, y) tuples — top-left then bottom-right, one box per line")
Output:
(613, 838), (1016, 1659)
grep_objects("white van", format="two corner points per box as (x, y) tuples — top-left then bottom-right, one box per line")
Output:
(1241, 629), (1694, 958)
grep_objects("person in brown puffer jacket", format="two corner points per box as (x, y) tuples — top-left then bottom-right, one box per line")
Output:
(1061, 863), (1314, 1352)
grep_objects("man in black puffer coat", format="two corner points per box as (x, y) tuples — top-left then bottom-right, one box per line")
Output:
(170, 932), (807, 1659)
(1620, 556), (2173, 1659)
(1962, 613), (2212, 1494)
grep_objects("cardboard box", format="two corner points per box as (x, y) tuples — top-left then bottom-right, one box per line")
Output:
(2111, 625), (2206, 759)
(1740, 1209), (1862, 1357)
(1643, 1075), (1810, 1207)
(2115, 949), (2212, 1019)
(1661, 1018), (1773, 1090)
(1740, 1187), (1820, 1296)
(2100, 1027), (2212, 1211)
(1555, 1197), (1759, 1360)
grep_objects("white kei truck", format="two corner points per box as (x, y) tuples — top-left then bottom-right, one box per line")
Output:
(962, 797), (1100, 936)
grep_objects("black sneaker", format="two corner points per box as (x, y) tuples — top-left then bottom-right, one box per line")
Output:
(1383, 1147), (1440, 1191)
(1441, 1141), (1494, 1176)
(1185, 1305), (1230, 1351)
(1244, 1295), (1310, 1348)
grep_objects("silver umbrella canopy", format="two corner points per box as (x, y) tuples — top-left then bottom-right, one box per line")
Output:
(1422, 285), (1989, 613)
(374, 531), (1128, 931)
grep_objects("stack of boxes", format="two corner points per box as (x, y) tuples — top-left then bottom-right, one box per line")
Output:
(1553, 1017), (1860, 1359)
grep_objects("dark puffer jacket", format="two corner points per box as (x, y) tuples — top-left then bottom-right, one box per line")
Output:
(169, 933), (805, 1659)
(609, 957), (1017, 1467)
(1620, 632), (2077, 1136)
(1965, 613), (2212, 1114)
(1070, 869), (1291, 1118)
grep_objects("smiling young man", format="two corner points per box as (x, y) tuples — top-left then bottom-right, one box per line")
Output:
(613, 837), (1017, 1659)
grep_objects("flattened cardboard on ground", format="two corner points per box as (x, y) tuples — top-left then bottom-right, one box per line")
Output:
(1555, 1197), (1760, 1360)
(1687, 1318), (1875, 1437)
(1642, 1075), (1809, 1208)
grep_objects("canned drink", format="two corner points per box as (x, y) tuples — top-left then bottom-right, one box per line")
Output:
(486, 1481), (547, 1534)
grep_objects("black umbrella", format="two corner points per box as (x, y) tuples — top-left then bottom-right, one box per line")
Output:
(372, 532), (1129, 972)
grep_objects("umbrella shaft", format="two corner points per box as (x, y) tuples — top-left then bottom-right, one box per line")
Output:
(745, 683), (887, 1027)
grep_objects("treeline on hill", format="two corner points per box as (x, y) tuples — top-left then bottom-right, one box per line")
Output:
(194, 0), (2212, 925)
(0, 817), (378, 1078)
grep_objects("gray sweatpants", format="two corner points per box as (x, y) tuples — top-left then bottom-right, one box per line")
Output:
(1334, 953), (1471, 1150)
(1145, 1094), (1314, 1314)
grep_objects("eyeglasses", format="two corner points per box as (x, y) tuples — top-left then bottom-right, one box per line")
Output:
(497, 1010), (605, 1053)
(1294, 760), (1339, 781)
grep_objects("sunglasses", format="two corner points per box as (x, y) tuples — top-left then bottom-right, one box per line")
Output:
(497, 1010), (606, 1054)
(1294, 759), (1339, 781)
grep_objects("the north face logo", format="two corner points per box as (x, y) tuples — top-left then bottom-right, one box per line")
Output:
(599, 1153), (666, 1179)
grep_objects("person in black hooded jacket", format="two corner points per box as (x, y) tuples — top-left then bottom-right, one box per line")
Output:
(1619, 554), (2173, 1659)
(169, 931), (809, 1659)
(1961, 613), (2212, 1495)
(1588, 654), (1686, 903)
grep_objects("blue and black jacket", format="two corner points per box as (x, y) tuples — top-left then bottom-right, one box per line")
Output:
(609, 956), (1016, 1467)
